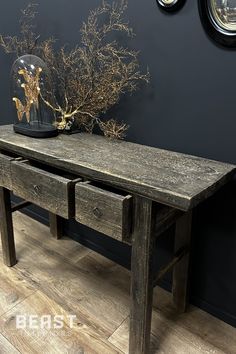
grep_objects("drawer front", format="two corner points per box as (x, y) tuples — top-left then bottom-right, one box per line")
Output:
(75, 182), (132, 241)
(11, 160), (78, 219)
(0, 153), (14, 189)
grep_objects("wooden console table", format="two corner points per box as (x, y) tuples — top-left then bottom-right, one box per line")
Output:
(0, 124), (235, 354)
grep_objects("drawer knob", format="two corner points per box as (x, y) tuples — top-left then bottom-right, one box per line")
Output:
(33, 184), (41, 195)
(93, 207), (103, 219)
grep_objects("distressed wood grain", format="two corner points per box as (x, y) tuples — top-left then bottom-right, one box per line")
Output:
(0, 124), (235, 354)
(0, 125), (234, 210)
(0, 152), (13, 190)
(0, 187), (16, 267)
(154, 204), (183, 239)
(9, 214), (129, 338)
(11, 160), (78, 219)
(0, 333), (20, 354)
(0, 290), (120, 354)
(0, 213), (235, 354)
(172, 211), (193, 313)
(109, 312), (225, 354)
(49, 212), (64, 239)
(0, 266), (35, 317)
(75, 181), (132, 241)
(153, 286), (236, 354)
(129, 196), (156, 354)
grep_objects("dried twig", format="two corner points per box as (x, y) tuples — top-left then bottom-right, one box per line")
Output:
(0, 3), (54, 57)
(99, 119), (129, 139)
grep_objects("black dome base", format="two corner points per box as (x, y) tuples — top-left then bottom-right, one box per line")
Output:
(14, 123), (58, 138)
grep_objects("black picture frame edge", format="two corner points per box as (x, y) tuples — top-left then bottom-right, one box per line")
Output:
(198, 0), (236, 49)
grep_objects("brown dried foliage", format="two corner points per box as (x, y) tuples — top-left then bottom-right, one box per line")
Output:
(0, 1), (149, 139)
(99, 119), (129, 139)
(0, 3), (54, 57)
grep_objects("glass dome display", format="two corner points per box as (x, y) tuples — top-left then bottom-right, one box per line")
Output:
(11, 54), (58, 138)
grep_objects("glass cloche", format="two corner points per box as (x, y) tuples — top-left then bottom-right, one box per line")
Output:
(11, 54), (58, 138)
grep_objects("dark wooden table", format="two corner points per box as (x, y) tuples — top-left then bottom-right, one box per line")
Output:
(0, 124), (235, 354)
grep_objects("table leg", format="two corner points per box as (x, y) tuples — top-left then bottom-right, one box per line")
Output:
(49, 212), (63, 239)
(172, 211), (192, 312)
(0, 187), (16, 267)
(129, 196), (155, 354)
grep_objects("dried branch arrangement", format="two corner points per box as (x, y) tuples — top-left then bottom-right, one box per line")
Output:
(0, 1), (149, 139)
(0, 3), (53, 58)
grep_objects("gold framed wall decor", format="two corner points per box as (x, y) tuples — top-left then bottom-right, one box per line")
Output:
(156, 0), (186, 12)
(199, 0), (236, 47)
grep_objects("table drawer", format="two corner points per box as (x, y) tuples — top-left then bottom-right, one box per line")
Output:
(11, 160), (80, 219)
(0, 152), (15, 189)
(75, 181), (132, 241)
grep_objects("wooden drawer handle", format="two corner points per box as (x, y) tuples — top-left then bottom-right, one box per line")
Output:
(93, 207), (103, 219)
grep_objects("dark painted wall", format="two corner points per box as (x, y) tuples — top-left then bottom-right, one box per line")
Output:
(1, 0), (236, 327)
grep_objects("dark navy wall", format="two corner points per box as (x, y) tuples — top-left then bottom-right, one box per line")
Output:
(1, 0), (236, 327)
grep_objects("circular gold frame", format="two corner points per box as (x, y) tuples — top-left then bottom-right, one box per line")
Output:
(156, 0), (186, 12)
(198, 0), (236, 48)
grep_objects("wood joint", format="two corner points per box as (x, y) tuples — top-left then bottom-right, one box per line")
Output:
(154, 204), (183, 239)
(153, 246), (189, 286)
(11, 201), (32, 213)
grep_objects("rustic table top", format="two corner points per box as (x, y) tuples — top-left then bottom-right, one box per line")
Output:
(0, 125), (234, 211)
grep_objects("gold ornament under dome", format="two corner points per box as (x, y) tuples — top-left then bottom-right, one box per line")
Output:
(13, 66), (42, 123)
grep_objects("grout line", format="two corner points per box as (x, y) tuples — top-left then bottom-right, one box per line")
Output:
(108, 314), (129, 341)
(0, 290), (38, 319)
(0, 331), (21, 353)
